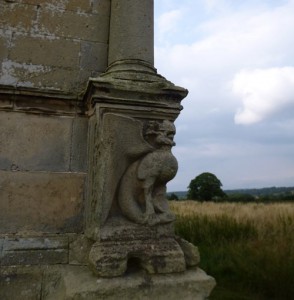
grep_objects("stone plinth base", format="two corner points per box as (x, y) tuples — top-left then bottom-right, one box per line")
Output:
(0, 265), (216, 300)
(89, 237), (186, 277)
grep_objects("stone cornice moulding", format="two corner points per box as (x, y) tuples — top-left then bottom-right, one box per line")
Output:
(84, 59), (188, 118)
(0, 85), (86, 116)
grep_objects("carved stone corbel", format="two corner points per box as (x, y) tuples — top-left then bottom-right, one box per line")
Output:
(83, 0), (199, 278)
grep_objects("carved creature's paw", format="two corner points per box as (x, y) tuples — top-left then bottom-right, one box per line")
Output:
(158, 212), (176, 224)
(145, 212), (175, 226)
(147, 213), (161, 226)
(140, 214), (149, 224)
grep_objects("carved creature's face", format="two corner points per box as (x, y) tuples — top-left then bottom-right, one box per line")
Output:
(155, 120), (176, 148)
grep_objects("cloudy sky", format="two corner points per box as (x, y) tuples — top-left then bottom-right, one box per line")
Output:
(154, 0), (294, 191)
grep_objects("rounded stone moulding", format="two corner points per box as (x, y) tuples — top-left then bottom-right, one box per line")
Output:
(104, 59), (157, 75)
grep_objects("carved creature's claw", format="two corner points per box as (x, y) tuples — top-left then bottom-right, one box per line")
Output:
(145, 212), (176, 226)
(147, 213), (161, 226)
(153, 202), (166, 214)
(158, 212), (176, 223)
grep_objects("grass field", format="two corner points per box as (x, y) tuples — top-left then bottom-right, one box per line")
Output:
(170, 201), (294, 300)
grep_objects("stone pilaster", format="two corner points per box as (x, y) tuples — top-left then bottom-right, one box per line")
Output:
(84, 0), (188, 243)
(108, 0), (154, 66)
(83, 2), (215, 298)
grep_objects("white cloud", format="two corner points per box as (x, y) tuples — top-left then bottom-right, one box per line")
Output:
(202, 0), (231, 13)
(156, 1), (294, 120)
(155, 0), (294, 190)
(233, 67), (294, 124)
(157, 1), (294, 73)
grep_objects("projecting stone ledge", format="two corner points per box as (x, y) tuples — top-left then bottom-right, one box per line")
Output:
(0, 265), (215, 300)
(58, 267), (216, 300)
(84, 59), (188, 113)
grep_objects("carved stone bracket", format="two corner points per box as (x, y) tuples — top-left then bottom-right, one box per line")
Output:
(82, 61), (197, 277)
(89, 238), (186, 277)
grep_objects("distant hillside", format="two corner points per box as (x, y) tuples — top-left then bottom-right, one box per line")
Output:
(168, 186), (294, 200)
(167, 191), (187, 199)
(225, 186), (294, 197)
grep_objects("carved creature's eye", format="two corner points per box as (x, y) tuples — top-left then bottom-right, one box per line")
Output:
(167, 133), (174, 139)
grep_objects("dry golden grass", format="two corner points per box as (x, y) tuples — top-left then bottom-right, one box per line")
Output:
(170, 200), (294, 238)
(171, 200), (294, 299)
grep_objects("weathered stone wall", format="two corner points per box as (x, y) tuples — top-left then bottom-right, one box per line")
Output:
(0, 112), (87, 172)
(0, 2), (216, 299)
(0, 0), (110, 95)
(0, 111), (88, 233)
(0, 0), (111, 234)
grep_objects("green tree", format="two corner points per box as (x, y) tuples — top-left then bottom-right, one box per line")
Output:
(187, 172), (226, 201)
(227, 193), (256, 203)
(167, 193), (179, 201)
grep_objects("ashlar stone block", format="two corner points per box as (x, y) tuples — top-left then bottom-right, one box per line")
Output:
(0, 3), (37, 32)
(0, 236), (69, 266)
(10, 35), (80, 69)
(0, 35), (9, 60)
(0, 267), (42, 300)
(0, 95), (12, 109)
(25, 67), (81, 92)
(80, 41), (108, 72)
(63, 0), (92, 12)
(38, 9), (108, 42)
(0, 171), (85, 234)
(92, 0), (111, 15)
(18, 0), (92, 12)
(0, 111), (72, 172)
(70, 116), (88, 172)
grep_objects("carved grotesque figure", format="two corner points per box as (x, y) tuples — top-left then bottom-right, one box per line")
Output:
(118, 120), (177, 225)
(89, 115), (200, 278)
